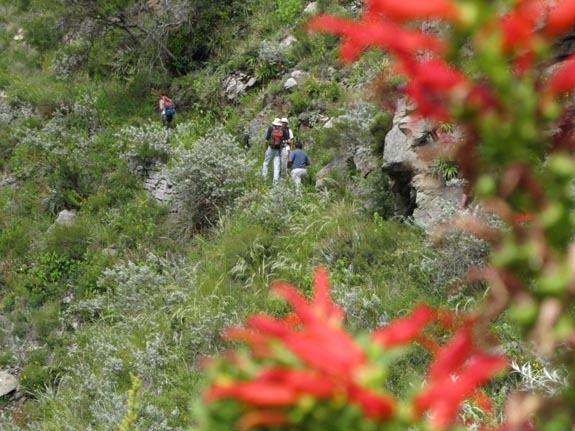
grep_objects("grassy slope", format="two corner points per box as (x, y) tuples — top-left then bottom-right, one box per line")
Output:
(0, 1), (492, 429)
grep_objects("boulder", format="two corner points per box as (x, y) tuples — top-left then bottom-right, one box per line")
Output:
(0, 371), (17, 397)
(283, 77), (298, 90)
(279, 35), (298, 49)
(323, 118), (335, 129)
(304, 2), (318, 14)
(54, 209), (77, 226)
(221, 72), (257, 101)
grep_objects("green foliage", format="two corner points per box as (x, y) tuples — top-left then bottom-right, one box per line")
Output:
(431, 157), (460, 182)
(170, 127), (255, 234)
(42, 221), (92, 260)
(116, 373), (142, 431)
(369, 111), (393, 155)
(112, 195), (168, 248)
(20, 348), (53, 394)
(276, 0), (303, 24)
(0, 0), (511, 428)
(22, 14), (62, 52)
(289, 76), (342, 114)
(17, 251), (80, 306)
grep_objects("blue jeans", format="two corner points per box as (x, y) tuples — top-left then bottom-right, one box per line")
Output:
(262, 147), (281, 183)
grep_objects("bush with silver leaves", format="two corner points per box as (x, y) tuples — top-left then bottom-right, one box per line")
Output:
(169, 127), (255, 233)
(114, 122), (171, 174)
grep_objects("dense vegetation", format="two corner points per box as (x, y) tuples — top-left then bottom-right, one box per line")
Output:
(0, 0), (538, 429)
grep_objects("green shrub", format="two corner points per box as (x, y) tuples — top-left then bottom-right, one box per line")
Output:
(42, 221), (92, 260)
(114, 122), (171, 174)
(369, 111), (393, 154)
(29, 302), (61, 341)
(22, 15), (62, 52)
(169, 127), (255, 234)
(288, 90), (312, 114)
(431, 157), (460, 182)
(276, 0), (303, 24)
(18, 251), (80, 306)
(20, 348), (52, 394)
(0, 219), (35, 259)
(111, 195), (167, 248)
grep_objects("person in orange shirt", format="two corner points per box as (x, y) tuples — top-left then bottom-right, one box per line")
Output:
(158, 90), (175, 128)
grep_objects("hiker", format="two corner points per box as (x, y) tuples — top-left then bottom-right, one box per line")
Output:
(280, 117), (294, 178)
(158, 90), (175, 129)
(262, 118), (288, 184)
(288, 141), (310, 190)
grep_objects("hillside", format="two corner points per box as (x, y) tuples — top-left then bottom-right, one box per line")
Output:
(0, 0), (556, 430)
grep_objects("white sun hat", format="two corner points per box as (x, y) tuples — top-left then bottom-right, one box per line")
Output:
(272, 118), (282, 126)
(281, 117), (289, 124)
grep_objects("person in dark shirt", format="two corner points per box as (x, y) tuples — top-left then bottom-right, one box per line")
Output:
(287, 141), (310, 190)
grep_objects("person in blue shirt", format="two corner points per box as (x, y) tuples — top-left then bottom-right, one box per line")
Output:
(287, 141), (310, 190)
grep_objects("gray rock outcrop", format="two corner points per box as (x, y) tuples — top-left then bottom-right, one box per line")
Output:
(144, 166), (178, 208)
(382, 99), (465, 230)
(54, 209), (77, 226)
(0, 372), (17, 397)
(221, 72), (257, 101)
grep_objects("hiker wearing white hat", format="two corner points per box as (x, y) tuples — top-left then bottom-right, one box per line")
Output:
(280, 117), (294, 178)
(262, 118), (289, 184)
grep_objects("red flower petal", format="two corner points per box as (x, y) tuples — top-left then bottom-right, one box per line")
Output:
(500, 2), (541, 52)
(246, 314), (292, 338)
(283, 324), (366, 377)
(428, 326), (474, 382)
(415, 353), (508, 429)
(312, 267), (344, 321)
(366, 0), (460, 22)
(207, 381), (298, 407)
(372, 304), (435, 347)
(258, 368), (339, 398)
(545, 0), (575, 37)
(545, 54), (575, 95)
(347, 383), (395, 420)
(308, 14), (445, 63)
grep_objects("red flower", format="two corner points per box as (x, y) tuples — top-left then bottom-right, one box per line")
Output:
(258, 367), (339, 398)
(500, 2), (541, 53)
(545, 0), (575, 37)
(308, 15), (445, 62)
(545, 53), (575, 95)
(207, 380), (299, 407)
(414, 326), (509, 429)
(243, 269), (366, 378)
(366, 0), (460, 23)
(347, 383), (395, 420)
(272, 267), (345, 325)
(282, 325), (366, 378)
(371, 304), (435, 347)
(398, 58), (467, 120)
(513, 212), (532, 224)
(428, 325), (474, 382)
